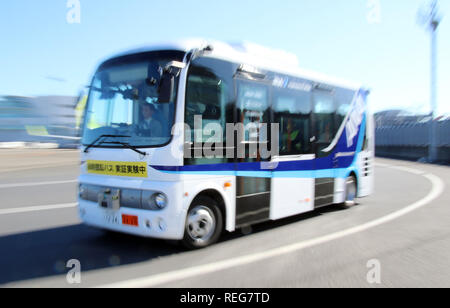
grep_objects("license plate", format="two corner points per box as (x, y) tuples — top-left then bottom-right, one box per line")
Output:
(122, 214), (139, 227)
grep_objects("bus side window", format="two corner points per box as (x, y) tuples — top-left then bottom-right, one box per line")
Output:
(236, 80), (271, 162)
(313, 91), (335, 157)
(184, 58), (236, 165)
(273, 88), (312, 156)
(335, 88), (355, 132)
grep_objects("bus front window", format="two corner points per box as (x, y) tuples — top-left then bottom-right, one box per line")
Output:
(82, 51), (183, 148)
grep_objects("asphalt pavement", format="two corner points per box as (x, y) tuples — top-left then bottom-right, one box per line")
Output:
(0, 149), (448, 288)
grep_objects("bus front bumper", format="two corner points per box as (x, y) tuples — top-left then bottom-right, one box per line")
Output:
(78, 199), (186, 240)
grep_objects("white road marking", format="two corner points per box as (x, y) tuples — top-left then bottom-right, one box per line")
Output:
(0, 180), (77, 189)
(389, 165), (426, 175)
(99, 165), (445, 288)
(376, 163), (425, 175)
(0, 203), (78, 215)
(374, 162), (391, 168)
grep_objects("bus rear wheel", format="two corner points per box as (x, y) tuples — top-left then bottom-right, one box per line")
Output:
(341, 175), (358, 209)
(182, 196), (223, 249)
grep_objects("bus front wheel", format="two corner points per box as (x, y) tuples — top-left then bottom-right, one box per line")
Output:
(182, 196), (223, 249)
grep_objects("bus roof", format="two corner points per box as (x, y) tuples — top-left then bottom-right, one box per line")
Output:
(111, 39), (365, 92)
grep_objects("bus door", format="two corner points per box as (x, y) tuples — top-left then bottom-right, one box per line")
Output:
(312, 88), (336, 208)
(235, 79), (272, 227)
(269, 85), (315, 220)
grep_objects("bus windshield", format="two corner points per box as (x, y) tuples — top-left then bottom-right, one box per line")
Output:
(82, 51), (184, 148)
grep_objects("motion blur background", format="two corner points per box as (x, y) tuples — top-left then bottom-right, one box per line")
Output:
(1, 0), (450, 289)
(0, 0), (448, 162)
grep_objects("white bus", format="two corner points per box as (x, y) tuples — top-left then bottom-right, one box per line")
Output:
(78, 40), (374, 249)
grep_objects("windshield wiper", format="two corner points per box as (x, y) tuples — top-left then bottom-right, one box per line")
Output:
(84, 135), (131, 153)
(99, 141), (148, 156)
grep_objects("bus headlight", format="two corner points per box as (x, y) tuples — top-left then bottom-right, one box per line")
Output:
(153, 193), (167, 209)
(141, 191), (168, 210)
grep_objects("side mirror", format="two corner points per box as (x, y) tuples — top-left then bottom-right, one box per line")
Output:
(146, 63), (162, 86)
(158, 72), (174, 103)
(156, 61), (185, 104)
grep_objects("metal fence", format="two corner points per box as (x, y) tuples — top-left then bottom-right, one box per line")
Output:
(376, 120), (450, 147)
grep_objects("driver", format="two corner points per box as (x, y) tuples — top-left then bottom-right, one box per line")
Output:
(137, 103), (163, 137)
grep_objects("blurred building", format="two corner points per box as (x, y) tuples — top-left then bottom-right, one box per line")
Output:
(375, 109), (450, 163)
(374, 109), (431, 126)
(0, 95), (80, 148)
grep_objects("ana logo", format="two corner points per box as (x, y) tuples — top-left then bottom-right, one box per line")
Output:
(273, 76), (288, 88)
(272, 76), (312, 92)
(345, 93), (365, 148)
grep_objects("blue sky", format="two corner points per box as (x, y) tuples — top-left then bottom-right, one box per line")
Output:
(0, 0), (449, 114)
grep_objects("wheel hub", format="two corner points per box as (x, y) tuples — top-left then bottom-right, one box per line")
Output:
(187, 206), (216, 242)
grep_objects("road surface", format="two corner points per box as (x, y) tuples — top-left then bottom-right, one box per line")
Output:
(0, 149), (448, 288)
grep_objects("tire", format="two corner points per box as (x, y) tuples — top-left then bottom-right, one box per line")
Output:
(182, 196), (223, 249)
(341, 175), (358, 209)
